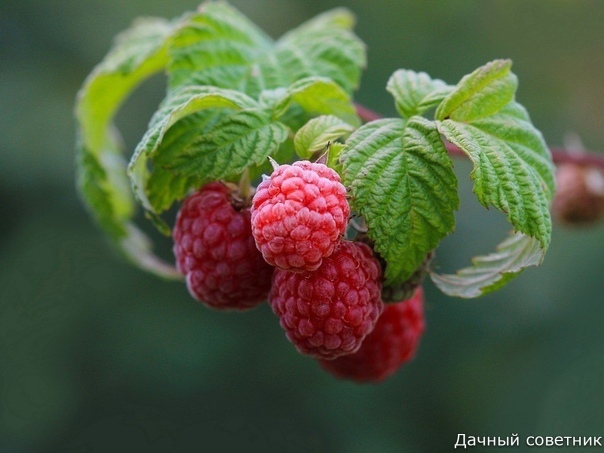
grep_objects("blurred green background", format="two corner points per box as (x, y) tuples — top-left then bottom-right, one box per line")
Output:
(2, 0), (604, 451)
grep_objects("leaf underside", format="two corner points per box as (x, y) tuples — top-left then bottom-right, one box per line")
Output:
(430, 232), (544, 298)
(386, 69), (451, 119)
(75, 17), (182, 278)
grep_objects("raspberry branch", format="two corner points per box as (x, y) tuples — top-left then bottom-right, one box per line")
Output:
(354, 103), (604, 169)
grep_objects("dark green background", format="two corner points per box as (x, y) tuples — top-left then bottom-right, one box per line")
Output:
(2, 1), (604, 451)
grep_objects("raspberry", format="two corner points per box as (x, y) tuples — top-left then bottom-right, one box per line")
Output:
(319, 288), (425, 383)
(552, 163), (604, 225)
(173, 182), (273, 310)
(269, 241), (383, 359)
(251, 160), (350, 272)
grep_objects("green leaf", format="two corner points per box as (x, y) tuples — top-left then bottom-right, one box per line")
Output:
(168, 3), (365, 97)
(168, 2), (273, 94)
(127, 85), (262, 214)
(144, 110), (225, 213)
(437, 101), (555, 250)
(75, 17), (182, 278)
(272, 77), (360, 126)
(430, 232), (544, 298)
(426, 61), (555, 297)
(273, 8), (366, 94)
(386, 69), (451, 119)
(341, 117), (459, 285)
(248, 137), (297, 183)
(294, 115), (355, 158)
(148, 108), (289, 213)
(77, 134), (128, 239)
(78, 18), (177, 152)
(326, 142), (347, 174)
(435, 59), (517, 122)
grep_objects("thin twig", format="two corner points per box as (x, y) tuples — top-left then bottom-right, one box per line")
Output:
(354, 103), (604, 168)
(354, 103), (383, 123)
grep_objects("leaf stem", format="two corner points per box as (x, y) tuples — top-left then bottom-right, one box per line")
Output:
(354, 103), (604, 168)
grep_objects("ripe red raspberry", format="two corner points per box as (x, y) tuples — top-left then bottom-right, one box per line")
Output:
(251, 160), (350, 272)
(319, 288), (425, 383)
(173, 182), (273, 310)
(269, 241), (383, 359)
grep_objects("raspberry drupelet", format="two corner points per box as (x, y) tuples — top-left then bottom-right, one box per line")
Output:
(269, 241), (383, 360)
(251, 160), (350, 272)
(173, 182), (273, 310)
(319, 287), (425, 383)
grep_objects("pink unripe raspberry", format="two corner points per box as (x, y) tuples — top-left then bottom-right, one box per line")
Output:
(173, 182), (273, 310)
(251, 160), (350, 272)
(269, 241), (383, 359)
(319, 288), (425, 383)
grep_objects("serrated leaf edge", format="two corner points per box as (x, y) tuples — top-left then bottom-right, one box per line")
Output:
(430, 232), (544, 298)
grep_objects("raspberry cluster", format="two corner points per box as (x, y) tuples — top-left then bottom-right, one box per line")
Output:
(253, 161), (383, 360)
(171, 160), (426, 382)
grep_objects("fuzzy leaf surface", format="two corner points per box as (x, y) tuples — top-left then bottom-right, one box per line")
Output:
(149, 108), (288, 213)
(168, 3), (365, 97)
(437, 101), (555, 250)
(341, 117), (459, 285)
(167, 2), (273, 94)
(128, 85), (262, 214)
(436, 59), (517, 122)
(273, 8), (366, 94)
(145, 110), (223, 213)
(294, 115), (355, 159)
(75, 17), (181, 278)
(431, 232), (544, 298)
(386, 69), (451, 119)
(272, 77), (359, 126)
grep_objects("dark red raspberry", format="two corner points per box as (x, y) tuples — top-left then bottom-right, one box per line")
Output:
(269, 241), (383, 359)
(552, 163), (604, 225)
(173, 182), (273, 310)
(251, 160), (350, 272)
(319, 288), (425, 383)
